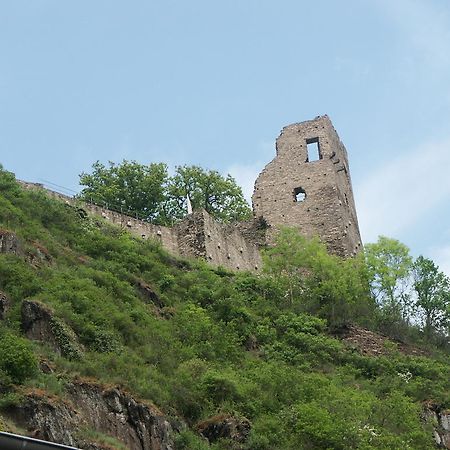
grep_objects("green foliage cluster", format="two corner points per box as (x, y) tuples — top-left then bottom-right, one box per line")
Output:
(78, 160), (252, 224)
(49, 316), (84, 360)
(0, 331), (37, 384)
(76, 428), (129, 450)
(365, 237), (450, 342)
(263, 228), (373, 326)
(0, 167), (448, 449)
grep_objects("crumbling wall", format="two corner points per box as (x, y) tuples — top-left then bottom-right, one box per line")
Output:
(252, 115), (362, 257)
(202, 211), (261, 272)
(17, 181), (262, 272)
(18, 181), (180, 257)
(174, 210), (262, 271)
(84, 202), (180, 257)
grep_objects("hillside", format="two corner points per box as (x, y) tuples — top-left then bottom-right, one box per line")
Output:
(0, 168), (449, 449)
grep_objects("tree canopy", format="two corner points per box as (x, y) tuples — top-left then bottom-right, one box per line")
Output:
(263, 230), (449, 342)
(166, 165), (252, 223)
(78, 160), (252, 225)
(364, 236), (413, 318)
(79, 160), (168, 222)
(412, 255), (450, 340)
(365, 237), (450, 342)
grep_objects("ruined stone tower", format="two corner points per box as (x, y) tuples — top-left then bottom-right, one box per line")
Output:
(252, 115), (362, 257)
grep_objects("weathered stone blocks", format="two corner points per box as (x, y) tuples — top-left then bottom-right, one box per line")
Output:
(253, 115), (362, 257)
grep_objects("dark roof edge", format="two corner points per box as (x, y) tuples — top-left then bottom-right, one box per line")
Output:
(0, 432), (79, 450)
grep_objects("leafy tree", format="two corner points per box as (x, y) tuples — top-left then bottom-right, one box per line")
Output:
(166, 165), (251, 223)
(412, 256), (450, 341)
(262, 227), (319, 303)
(0, 165), (20, 195)
(263, 228), (371, 325)
(79, 161), (251, 224)
(364, 236), (413, 320)
(79, 160), (169, 222)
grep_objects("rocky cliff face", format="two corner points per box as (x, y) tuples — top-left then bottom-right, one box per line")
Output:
(7, 380), (174, 450)
(21, 300), (84, 360)
(1, 291), (174, 447)
(196, 414), (251, 449)
(14, 300), (174, 449)
(0, 229), (21, 255)
(424, 404), (450, 449)
(67, 381), (174, 450)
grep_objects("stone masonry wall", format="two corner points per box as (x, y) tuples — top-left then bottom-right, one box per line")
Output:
(17, 181), (262, 271)
(174, 210), (262, 272)
(252, 115), (362, 257)
(202, 211), (262, 272)
(18, 180), (181, 256)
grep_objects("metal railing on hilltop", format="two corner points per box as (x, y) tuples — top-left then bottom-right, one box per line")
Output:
(38, 179), (158, 224)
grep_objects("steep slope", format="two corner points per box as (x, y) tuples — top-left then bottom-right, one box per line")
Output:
(0, 169), (449, 449)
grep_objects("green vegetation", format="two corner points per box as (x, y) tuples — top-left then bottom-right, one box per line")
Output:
(79, 160), (252, 224)
(366, 236), (450, 342)
(75, 428), (129, 450)
(0, 166), (448, 449)
(0, 332), (37, 385)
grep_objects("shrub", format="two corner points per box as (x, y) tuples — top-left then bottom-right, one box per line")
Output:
(201, 370), (242, 406)
(0, 332), (37, 384)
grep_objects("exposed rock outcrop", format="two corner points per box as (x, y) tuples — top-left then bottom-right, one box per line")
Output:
(27, 241), (53, 267)
(11, 390), (80, 446)
(0, 291), (9, 320)
(67, 380), (174, 450)
(334, 324), (427, 357)
(0, 229), (21, 255)
(21, 300), (83, 359)
(0, 414), (14, 433)
(7, 381), (174, 450)
(424, 404), (450, 449)
(196, 414), (251, 448)
(136, 279), (164, 308)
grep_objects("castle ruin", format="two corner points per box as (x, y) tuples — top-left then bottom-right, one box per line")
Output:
(253, 115), (362, 257)
(19, 115), (361, 270)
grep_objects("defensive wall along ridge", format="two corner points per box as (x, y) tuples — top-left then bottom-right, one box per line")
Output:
(17, 180), (263, 272)
(18, 115), (362, 271)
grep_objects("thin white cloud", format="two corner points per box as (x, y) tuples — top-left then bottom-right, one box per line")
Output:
(227, 140), (274, 203)
(356, 136), (450, 243)
(227, 162), (263, 203)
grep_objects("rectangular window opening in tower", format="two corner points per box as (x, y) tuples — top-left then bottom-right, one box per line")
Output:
(306, 138), (321, 162)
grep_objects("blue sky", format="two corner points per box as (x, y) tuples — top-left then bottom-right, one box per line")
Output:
(1, 0), (450, 272)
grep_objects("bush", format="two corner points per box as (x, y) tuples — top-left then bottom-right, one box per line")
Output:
(0, 332), (37, 384)
(201, 370), (242, 406)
